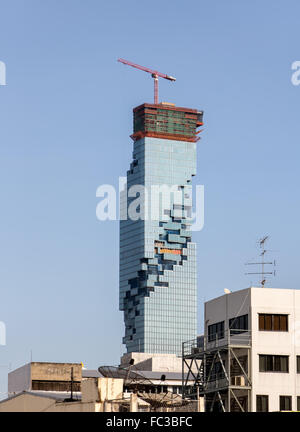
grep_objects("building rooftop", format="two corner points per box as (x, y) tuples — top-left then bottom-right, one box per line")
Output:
(205, 286), (300, 304)
(1, 390), (81, 404)
(82, 369), (103, 378)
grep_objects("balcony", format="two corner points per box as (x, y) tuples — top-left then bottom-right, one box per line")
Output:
(183, 330), (251, 358)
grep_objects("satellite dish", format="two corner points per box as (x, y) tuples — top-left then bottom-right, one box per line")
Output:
(224, 288), (232, 294)
(98, 365), (187, 410)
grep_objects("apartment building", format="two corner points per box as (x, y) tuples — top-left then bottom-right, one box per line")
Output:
(183, 287), (300, 412)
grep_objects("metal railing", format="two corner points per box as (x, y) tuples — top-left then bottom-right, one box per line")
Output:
(183, 329), (251, 357)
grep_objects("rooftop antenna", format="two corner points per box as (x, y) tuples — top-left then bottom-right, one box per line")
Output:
(245, 236), (276, 287)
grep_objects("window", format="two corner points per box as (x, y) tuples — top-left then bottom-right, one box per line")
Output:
(172, 386), (183, 395)
(297, 356), (300, 373)
(208, 321), (224, 342)
(280, 396), (292, 411)
(229, 314), (248, 335)
(258, 314), (288, 331)
(297, 396), (300, 412)
(31, 380), (81, 392)
(259, 355), (289, 373)
(256, 395), (269, 412)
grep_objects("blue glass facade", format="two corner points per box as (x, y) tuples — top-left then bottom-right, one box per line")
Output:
(120, 107), (200, 356)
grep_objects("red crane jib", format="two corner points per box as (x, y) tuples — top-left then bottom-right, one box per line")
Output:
(118, 58), (176, 81)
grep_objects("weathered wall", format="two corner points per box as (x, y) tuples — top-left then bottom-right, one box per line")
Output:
(98, 378), (123, 403)
(8, 363), (31, 396)
(81, 378), (99, 403)
(31, 362), (82, 382)
(0, 393), (55, 412)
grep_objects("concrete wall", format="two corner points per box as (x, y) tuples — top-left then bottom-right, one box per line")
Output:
(48, 401), (100, 412)
(121, 352), (183, 372)
(81, 378), (99, 403)
(205, 288), (250, 335)
(30, 362), (82, 382)
(134, 356), (182, 373)
(251, 288), (300, 411)
(8, 362), (82, 397)
(8, 363), (31, 396)
(0, 393), (100, 412)
(98, 378), (123, 403)
(0, 393), (56, 412)
(72, 377), (124, 407)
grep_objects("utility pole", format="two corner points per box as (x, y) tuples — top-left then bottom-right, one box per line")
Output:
(70, 367), (74, 401)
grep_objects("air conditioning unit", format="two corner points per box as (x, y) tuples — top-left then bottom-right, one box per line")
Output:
(231, 376), (246, 386)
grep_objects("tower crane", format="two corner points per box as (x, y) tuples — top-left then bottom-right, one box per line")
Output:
(118, 58), (176, 105)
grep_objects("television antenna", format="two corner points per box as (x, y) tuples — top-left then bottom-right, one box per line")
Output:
(245, 236), (276, 287)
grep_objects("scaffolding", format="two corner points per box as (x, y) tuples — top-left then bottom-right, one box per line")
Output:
(182, 330), (252, 412)
(131, 103), (203, 143)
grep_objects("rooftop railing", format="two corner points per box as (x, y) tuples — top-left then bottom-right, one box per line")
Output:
(182, 329), (252, 357)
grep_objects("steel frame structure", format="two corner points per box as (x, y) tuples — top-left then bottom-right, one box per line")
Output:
(182, 330), (252, 412)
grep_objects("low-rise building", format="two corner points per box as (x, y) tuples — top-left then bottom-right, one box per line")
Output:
(1, 360), (198, 412)
(8, 362), (82, 399)
(183, 287), (300, 412)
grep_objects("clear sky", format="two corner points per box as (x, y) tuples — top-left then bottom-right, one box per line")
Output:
(0, 0), (299, 398)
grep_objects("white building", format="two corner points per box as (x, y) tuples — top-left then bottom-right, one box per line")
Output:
(183, 287), (300, 412)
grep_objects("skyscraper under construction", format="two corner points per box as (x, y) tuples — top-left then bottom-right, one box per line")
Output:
(120, 102), (203, 355)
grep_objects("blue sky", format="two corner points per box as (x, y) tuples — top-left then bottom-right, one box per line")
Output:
(0, 0), (300, 397)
